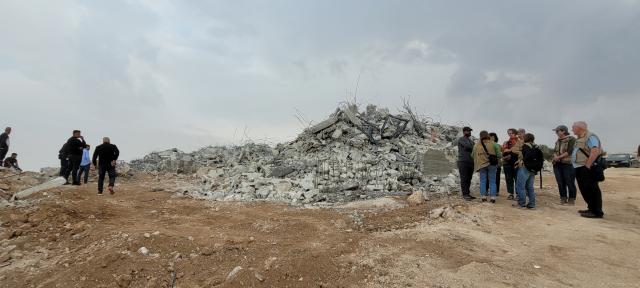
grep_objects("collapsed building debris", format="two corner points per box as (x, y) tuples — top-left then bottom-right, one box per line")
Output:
(131, 104), (465, 205)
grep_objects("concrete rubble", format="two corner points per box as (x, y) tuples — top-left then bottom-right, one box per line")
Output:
(131, 104), (465, 205)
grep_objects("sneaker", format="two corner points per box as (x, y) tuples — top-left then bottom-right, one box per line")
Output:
(526, 206), (536, 210)
(490, 199), (496, 204)
(481, 198), (487, 202)
(512, 203), (526, 209)
(555, 198), (568, 205)
(507, 194), (514, 200)
(463, 196), (474, 201)
(580, 212), (603, 218)
(97, 192), (103, 196)
(567, 198), (576, 206)
(108, 186), (115, 195)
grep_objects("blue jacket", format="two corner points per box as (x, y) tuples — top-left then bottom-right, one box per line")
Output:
(81, 149), (91, 166)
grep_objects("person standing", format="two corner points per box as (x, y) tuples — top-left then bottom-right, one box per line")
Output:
(0, 127), (11, 163)
(472, 131), (500, 203)
(552, 125), (577, 205)
(571, 121), (605, 218)
(92, 137), (120, 195)
(457, 127), (476, 201)
(77, 144), (91, 184)
(58, 142), (70, 177)
(514, 133), (539, 209)
(63, 130), (86, 185)
(502, 128), (519, 200)
(487, 132), (502, 196)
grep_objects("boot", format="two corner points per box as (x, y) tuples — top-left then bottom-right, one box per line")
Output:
(567, 198), (575, 206)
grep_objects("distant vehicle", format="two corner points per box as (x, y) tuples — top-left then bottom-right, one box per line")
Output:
(605, 153), (633, 168)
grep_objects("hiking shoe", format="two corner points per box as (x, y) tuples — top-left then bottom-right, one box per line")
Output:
(481, 198), (487, 202)
(490, 199), (496, 204)
(463, 196), (474, 201)
(526, 206), (536, 210)
(580, 212), (603, 218)
(567, 198), (576, 206)
(512, 203), (526, 209)
(108, 186), (115, 195)
(555, 197), (568, 205)
(507, 194), (514, 200)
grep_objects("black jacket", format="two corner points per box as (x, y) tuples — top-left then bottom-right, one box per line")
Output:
(66, 137), (86, 157)
(58, 143), (70, 160)
(0, 133), (9, 150)
(92, 143), (120, 167)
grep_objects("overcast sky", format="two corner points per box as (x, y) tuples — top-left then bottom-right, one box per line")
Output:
(2, 0), (639, 170)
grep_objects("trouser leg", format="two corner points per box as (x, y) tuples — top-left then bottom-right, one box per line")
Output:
(98, 166), (107, 193)
(553, 164), (567, 198)
(516, 167), (527, 207)
(479, 168), (488, 197)
(575, 167), (591, 211)
(503, 165), (515, 194)
(526, 171), (536, 207)
(458, 162), (473, 197)
(488, 165), (497, 198)
(564, 165), (577, 199)
(107, 167), (116, 187)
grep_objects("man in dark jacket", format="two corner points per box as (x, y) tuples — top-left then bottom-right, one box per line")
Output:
(457, 126), (476, 201)
(63, 130), (86, 185)
(92, 137), (120, 195)
(0, 127), (11, 162)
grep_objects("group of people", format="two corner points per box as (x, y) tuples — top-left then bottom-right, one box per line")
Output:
(457, 121), (605, 219)
(58, 130), (121, 195)
(0, 127), (21, 171)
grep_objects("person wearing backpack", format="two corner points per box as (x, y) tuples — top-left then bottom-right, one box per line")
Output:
(514, 133), (542, 209)
(571, 121), (605, 219)
(472, 131), (501, 203)
(552, 125), (577, 205)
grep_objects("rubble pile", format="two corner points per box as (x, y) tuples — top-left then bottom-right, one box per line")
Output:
(131, 104), (464, 204)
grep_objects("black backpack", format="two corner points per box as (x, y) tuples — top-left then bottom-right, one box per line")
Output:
(522, 144), (544, 173)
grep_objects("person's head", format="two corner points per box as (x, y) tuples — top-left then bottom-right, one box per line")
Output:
(73, 130), (81, 137)
(10, 153), (17, 159)
(103, 137), (110, 144)
(479, 130), (490, 141)
(523, 133), (535, 143)
(572, 121), (588, 136)
(507, 128), (518, 140)
(462, 126), (473, 137)
(553, 125), (570, 138)
(489, 132), (498, 143)
(4, 127), (11, 135)
(517, 128), (526, 138)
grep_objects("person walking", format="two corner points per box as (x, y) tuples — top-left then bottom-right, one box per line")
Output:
(0, 127), (11, 163)
(472, 131), (500, 203)
(514, 133), (540, 209)
(63, 130), (86, 185)
(571, 121), (605, 218)
(502, 128), (519, 200)
(92, 137), (120, 195)
(552, 125), (577, 205)
(457, 127), (476, 201)
(77, 144), (91, 184)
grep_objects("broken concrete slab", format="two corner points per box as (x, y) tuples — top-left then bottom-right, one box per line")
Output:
(11, 177), (66, 201)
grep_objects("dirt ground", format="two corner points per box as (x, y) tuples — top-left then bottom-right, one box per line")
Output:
(1, 168), (639, 288)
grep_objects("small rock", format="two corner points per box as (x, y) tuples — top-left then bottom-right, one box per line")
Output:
(187, 236), (194, 241)
(534, 265), (541, 269)
(226, 266), (243, 281)
(138, 247), (150, 256)
(143, 233), (151, 238)
(254, 272), (265, 282)
(429, 207), (446, 219)
(407, 190), (425, 205)
(152, 231), (160, 236)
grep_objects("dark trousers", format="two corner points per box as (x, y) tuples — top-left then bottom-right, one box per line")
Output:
(553, 163), (577, 199)
(503, 165), (517, 195)
(458, 161), (474, 197)
(98, 165), (117, 193)
(59, 159), (69, 177)
(0, 148), (7, 163)
(77, 164), (90, 184)
(575, 166), (604, 216)
(486, 166), (502, 195)
(64, 155), (81, 184)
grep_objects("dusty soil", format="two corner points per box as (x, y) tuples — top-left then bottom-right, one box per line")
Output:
(1, 168), (639, 288)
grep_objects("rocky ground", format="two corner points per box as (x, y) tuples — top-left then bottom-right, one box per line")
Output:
(0, 168), (639, 287)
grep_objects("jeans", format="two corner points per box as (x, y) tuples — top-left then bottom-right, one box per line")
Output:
(98, 165), (117, 193)
(516, 167), (536, 207)
(59, 158), (70, 177)
(64, 155), (81, 184)
(458, 161), (474, 197)
(553, 163), (577, 199)
(77, 164), (90, 184)
(575, 167), (604, 216)
(503, 165), (517, 195)
(486, 166), (501, 195)
(479, 165), (498, 197)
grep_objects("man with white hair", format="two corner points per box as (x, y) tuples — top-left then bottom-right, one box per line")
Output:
(92, 137), (120, 195)
(571, 121), (604, 218)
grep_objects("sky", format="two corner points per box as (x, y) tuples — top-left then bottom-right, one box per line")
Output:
(2, 0), (639, 171)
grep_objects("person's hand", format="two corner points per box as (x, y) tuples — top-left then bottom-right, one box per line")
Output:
(586, 162), (592, 169)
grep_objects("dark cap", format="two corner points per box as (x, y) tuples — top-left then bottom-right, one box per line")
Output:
(462, 126), (473, 132)
(552, 125), (568, 132)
